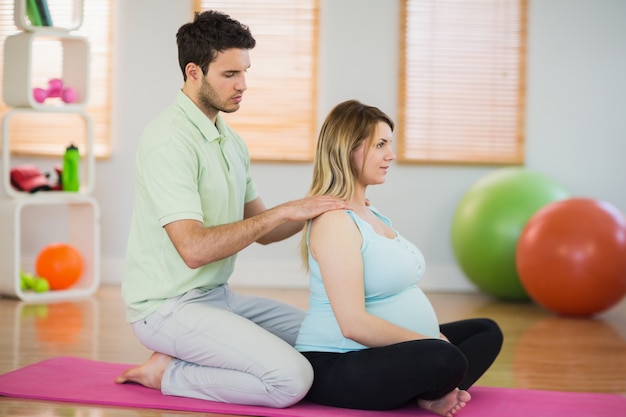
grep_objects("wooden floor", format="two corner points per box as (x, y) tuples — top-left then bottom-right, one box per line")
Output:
(1, 285), (625, 416)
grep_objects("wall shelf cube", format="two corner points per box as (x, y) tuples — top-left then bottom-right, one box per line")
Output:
(0, 195), (100, 302)
(14, 0), (84, 32)
(3, 31), (90, 109)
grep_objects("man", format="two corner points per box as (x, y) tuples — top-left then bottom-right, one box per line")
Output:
(115, 10), (347, 408)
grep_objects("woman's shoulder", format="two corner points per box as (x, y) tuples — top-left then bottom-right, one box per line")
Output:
(309, 209), (363, 254)
(310, 209), (360, 236)
(313, 208), (352, 226)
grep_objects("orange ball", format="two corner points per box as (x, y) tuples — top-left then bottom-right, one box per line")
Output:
(516, 198), (626, 316)
(35, 243), (84, 290)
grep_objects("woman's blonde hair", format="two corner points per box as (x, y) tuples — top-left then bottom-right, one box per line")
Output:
(300, 100), (394, 269)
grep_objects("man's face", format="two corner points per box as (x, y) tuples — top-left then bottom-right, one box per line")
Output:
(198, 48), (251, 118)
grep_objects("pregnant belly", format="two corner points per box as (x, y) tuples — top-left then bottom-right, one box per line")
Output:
(366, 286), (440, 338)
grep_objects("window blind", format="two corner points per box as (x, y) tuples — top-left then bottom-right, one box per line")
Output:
(0, 0), (112, 158)
(194, 0), (318, 162)
(399, 0), (527, 164)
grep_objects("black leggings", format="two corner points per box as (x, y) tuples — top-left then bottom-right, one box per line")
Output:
(302, 318), (503, 410)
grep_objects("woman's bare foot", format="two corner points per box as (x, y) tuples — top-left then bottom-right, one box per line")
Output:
(418, 388), (471, 417)
(114, 352), (173, 390)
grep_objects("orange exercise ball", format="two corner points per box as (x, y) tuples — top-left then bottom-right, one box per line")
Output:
(516, 198), (626, 316)
(35, 243), (84, 290)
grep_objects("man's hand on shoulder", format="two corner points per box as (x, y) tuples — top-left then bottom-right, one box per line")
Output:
(278, 195), (349, 223)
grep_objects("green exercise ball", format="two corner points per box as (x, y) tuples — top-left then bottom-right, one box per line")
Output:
(451, 168), (569, 301)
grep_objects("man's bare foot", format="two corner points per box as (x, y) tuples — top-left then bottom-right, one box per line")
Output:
(418, 388), (471, 417)
(114, 352), (173, 390)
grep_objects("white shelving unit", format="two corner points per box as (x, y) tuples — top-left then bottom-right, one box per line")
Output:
(0, 0), (100, 301)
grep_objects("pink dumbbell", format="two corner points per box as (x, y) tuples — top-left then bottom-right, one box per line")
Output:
(33, 78), (77, 104)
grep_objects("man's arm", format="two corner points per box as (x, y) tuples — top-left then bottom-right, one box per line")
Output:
(243, 197), (318, 245)
(164, 195), (348, 269)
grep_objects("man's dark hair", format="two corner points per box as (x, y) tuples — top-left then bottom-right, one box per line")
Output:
(176, 10), (256, 80)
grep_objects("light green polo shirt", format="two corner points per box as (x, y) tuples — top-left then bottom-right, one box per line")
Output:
(122, 90), (259, 322)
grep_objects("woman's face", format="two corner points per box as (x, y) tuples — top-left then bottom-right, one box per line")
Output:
(351, 121), (396, 186)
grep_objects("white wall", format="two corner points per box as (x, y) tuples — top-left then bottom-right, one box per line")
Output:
(8, 0), (626, 291)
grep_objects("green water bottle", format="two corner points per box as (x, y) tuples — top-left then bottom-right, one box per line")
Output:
(62, 143), (80, 192)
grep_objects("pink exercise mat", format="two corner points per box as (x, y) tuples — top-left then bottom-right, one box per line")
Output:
(1, 356), (625, 417)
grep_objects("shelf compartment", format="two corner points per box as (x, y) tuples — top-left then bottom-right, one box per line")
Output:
(2, 108), (95, 197)
(14, 0), (84, 32)
(0, 194), (100, 301)
(3, 31), (89, 109)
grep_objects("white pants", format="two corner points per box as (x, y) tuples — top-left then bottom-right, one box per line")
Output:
(131, 284), (313, 407)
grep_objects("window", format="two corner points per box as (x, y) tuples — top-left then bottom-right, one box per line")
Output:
(399, 0), (527, 164)
(0, 0), (112, 158)
(194, 0), (318, 162)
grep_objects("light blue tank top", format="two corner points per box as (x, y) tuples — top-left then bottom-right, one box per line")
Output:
(295, 208), (440, 353)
